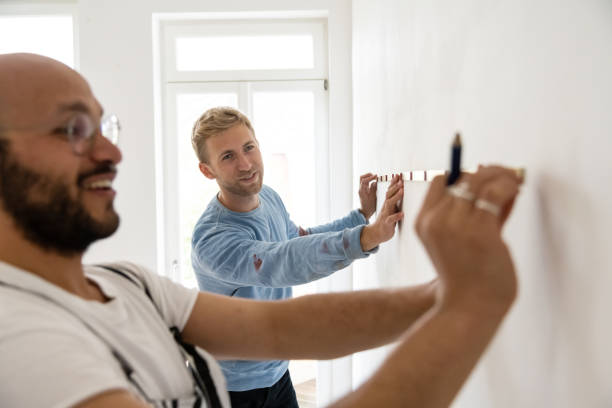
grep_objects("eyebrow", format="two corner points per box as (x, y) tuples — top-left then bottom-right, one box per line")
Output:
(58, 101), (104, 117)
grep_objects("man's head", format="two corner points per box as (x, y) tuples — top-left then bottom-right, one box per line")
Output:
(0, 53), (122, 256)
(192, 107), (264, 199)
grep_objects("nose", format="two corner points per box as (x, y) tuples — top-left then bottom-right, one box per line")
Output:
(89, 131), (123, 165)
(236, 152), (252, 171)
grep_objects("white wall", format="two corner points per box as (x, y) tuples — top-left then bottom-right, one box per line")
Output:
(352, 0), (612, 406)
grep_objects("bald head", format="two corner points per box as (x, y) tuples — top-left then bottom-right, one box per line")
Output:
(0, 53), (98, 131)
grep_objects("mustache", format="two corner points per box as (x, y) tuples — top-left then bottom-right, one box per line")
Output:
(77, 162), (117, 184)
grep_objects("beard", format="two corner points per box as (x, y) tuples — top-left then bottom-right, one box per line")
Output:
(0, 139), (120, 256)
(218, 168), (264, 197)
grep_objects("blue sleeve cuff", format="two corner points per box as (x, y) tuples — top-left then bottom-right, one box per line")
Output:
(352, 209), (368, 225)
(343, 225), (379, 260)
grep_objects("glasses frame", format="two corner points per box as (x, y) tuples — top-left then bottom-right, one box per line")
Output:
(67, 112), (121, 155)
(0, 112), (121, 156)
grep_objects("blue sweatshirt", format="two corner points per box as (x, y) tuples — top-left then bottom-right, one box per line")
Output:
(191, 185), (375, 391)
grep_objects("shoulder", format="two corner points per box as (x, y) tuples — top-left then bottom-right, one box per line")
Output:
(87, 261), (178, 299)
(260, 185), (289, 212)
(86, 261), (153, 291)
(88, 262), (198, 330)
(260, 184), (282, 201)
(193, 197), (224, 228)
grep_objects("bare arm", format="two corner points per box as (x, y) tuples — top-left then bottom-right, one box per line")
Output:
(182, 280), (437, 360)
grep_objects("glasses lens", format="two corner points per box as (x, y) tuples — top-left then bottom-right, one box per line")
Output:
(67, 113), (94, 155)
(101, 114), (120, 145)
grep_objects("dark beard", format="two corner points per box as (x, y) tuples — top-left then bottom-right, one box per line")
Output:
(0, 139), (120, 256)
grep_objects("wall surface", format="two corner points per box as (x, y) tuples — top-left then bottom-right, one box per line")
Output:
(352, 0), (612, 407)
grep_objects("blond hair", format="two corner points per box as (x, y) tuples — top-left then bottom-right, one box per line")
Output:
(191, 106), (255, 163)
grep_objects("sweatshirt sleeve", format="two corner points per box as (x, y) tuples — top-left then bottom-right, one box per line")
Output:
(306, 209), (367, 235)
(192, 222), (373, 288)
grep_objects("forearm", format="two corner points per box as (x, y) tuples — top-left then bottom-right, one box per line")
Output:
(329, 297), (513, 408)
(182, 284), (435, 361)
(262, 281), (437, 360)
(194, 227), (370, 288)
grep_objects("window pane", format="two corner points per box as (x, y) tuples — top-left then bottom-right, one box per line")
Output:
(176, 35), (314, 71)
(176, 92), (238, 288)
(0, 15), (74, 67)
(252, 91), (316, 228)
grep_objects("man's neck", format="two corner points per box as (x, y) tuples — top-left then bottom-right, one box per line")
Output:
(218, 191), (260, 212)
(0, 220), (107, 302)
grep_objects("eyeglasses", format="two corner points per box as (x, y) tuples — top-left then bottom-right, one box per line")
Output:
(2, 112), (121, 156)
(64, 113), (121, 155)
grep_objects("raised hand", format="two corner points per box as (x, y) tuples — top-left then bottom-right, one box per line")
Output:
(358, 173), (378, 220)
(415, 165), (523, 308)
(360, 174), (404, 251)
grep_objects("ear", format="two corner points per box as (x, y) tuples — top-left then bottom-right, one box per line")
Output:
(199, 162), (216, 180)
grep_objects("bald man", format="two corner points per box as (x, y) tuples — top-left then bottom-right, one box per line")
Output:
(0, 53), (523, 408)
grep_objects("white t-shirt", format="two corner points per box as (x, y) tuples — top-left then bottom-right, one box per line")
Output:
(0, 261), (230, 408)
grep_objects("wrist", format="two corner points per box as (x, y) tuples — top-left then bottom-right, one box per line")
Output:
(437, 281), (516, 319)
(360, 224), (380, 252)
(358, 208), (372, 220)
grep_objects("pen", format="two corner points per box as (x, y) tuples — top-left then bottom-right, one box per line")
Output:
(447, 132), (462, 185)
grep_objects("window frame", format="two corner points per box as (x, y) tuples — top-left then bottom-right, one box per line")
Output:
(157, 17), (330, 286)
(162, 18), (328, 82)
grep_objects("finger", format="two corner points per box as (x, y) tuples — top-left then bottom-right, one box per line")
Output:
(386, 212), (404, 225)
(385, 176), (403, 201)
(370, 180), (378, 193)
(360, 173), (374, 183)
(447, 172), (477, 218)
(385, 175), (402, 199)
(363, 174), (377, 190)
(384, 183), (404, 212)
(471, 174), (521, 225)
(468, 165), (521, 198)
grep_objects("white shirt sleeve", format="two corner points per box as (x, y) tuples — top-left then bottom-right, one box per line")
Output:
(0, 310), (130, 408)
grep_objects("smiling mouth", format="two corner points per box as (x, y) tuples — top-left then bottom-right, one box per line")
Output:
(82, 179), (115, 193)
(240, 172), (257, 182)
(86, 180), (112, 188)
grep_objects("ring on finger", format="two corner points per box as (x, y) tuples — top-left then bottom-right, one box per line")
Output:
(447, 181), (475, 202)
(474, 198), (501, 217)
